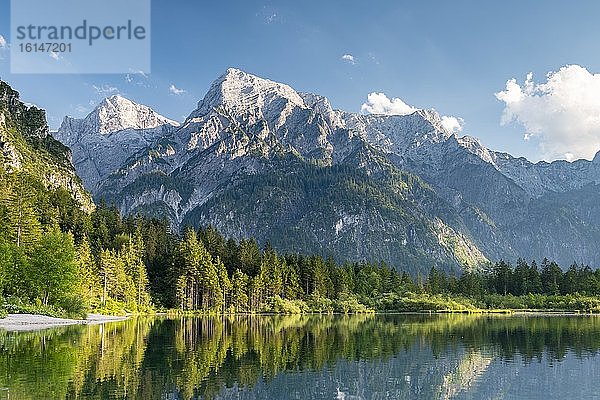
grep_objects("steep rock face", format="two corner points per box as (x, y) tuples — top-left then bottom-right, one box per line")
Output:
(54, 68), (600, 270)
(178, 69), (338, 164)
(0, 80), (93, 211)
(55, 95), (179, 192)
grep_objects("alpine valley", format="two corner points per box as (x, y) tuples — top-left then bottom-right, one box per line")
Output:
(14, 68), (600, 275)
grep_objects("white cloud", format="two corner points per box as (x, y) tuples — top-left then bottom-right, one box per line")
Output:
(361, 92), (463, 133)
(441, 115), (464, 133)
(361, 92), (417, 116)
(496, 64), (600, 161)
(93, 84), (119, 96)
(0, 35), (6, 48)
(341, 54), (355, 64)
(169, 84), (186, 95)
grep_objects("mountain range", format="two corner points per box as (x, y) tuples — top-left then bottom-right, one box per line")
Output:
(22, 68), (600, 273)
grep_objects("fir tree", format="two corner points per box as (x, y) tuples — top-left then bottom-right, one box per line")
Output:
(77, 235), (99, 305)
(230, 269), (249, 312)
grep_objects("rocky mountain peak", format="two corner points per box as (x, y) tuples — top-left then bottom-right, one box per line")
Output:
(89, 95), (179, 135)
(418, 109), (457, 137)
(196, 68), (307, 117)
(56, 95), (179, 147)
(54, 96), (180, 192)
(457, 135), (497, 165)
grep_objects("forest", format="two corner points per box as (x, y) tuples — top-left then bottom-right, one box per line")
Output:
(3, 173), (600, 318)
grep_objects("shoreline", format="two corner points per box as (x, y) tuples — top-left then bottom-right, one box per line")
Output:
(0, 313), (129, 332)
(377, 310), (600, 316)
(2, 309), (598, 332)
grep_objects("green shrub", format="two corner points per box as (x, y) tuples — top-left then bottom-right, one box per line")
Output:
(478, 293), (600, 312)
(266, 295), (309, 314)
(374, 292), (403, 311)
(334, 294), (374, 313)
(91, 297), (129, 316)
(59, 294), (88, 319)
(377, 292), (478, 312)
(306, 294), (334, 313)
(2, 295), (70, 318)
(481, 294), (526, 310)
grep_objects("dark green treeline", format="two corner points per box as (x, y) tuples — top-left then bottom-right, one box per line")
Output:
(3, 180), (600, 317)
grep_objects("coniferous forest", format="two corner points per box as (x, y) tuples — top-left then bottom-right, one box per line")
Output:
(3, 172), (600, 319)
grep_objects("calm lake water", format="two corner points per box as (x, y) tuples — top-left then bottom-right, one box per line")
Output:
(1, 314), (600, 399)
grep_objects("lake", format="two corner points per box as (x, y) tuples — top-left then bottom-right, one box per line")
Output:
(1, 314), (600, 399)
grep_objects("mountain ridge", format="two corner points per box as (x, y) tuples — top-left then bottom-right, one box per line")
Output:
(50, 68), (600, 271)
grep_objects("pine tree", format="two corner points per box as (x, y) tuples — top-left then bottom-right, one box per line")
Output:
(540, 258), (562, 295)
(493, 260), (512, 295)
(528, 260), (542, 294)
(175, 274), (189, 311)
(561, 264), (579, 295)
(121, 229), (151, 309)
(99, 249), (133, 305)
(215, 256), (231, 311)
(177, 228), (202, 310)
(281, 259), (303, 300)
(77, 235), (100, 305)
(513, 259), (530, 295)
(199, 225), (225, 262)
(230, 269), (249, 312)
(324, 257), (337, 298)
(458, 271), (483, 297)
(260, 243), (283, 299)
(308, 255), (333, 296)
(400, 271), (416, 292)
(198, 241), (221, 311)
(5, 175), (42, 247)
(426, 266), (446, 294)
(223, 238), (239, 274)
(238, 239), (261, 277)
(249, 275), (264, 311)
(178, 228), (222, 311)
(340, 263), (357, 294)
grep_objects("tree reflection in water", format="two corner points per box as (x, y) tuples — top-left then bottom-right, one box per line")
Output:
(1, 314), (600, 399)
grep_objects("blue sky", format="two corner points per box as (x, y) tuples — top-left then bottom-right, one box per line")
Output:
(2, 0), (600, 162)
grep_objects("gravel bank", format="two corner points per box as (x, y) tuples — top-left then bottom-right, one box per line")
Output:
(0, 313), (128, 331)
